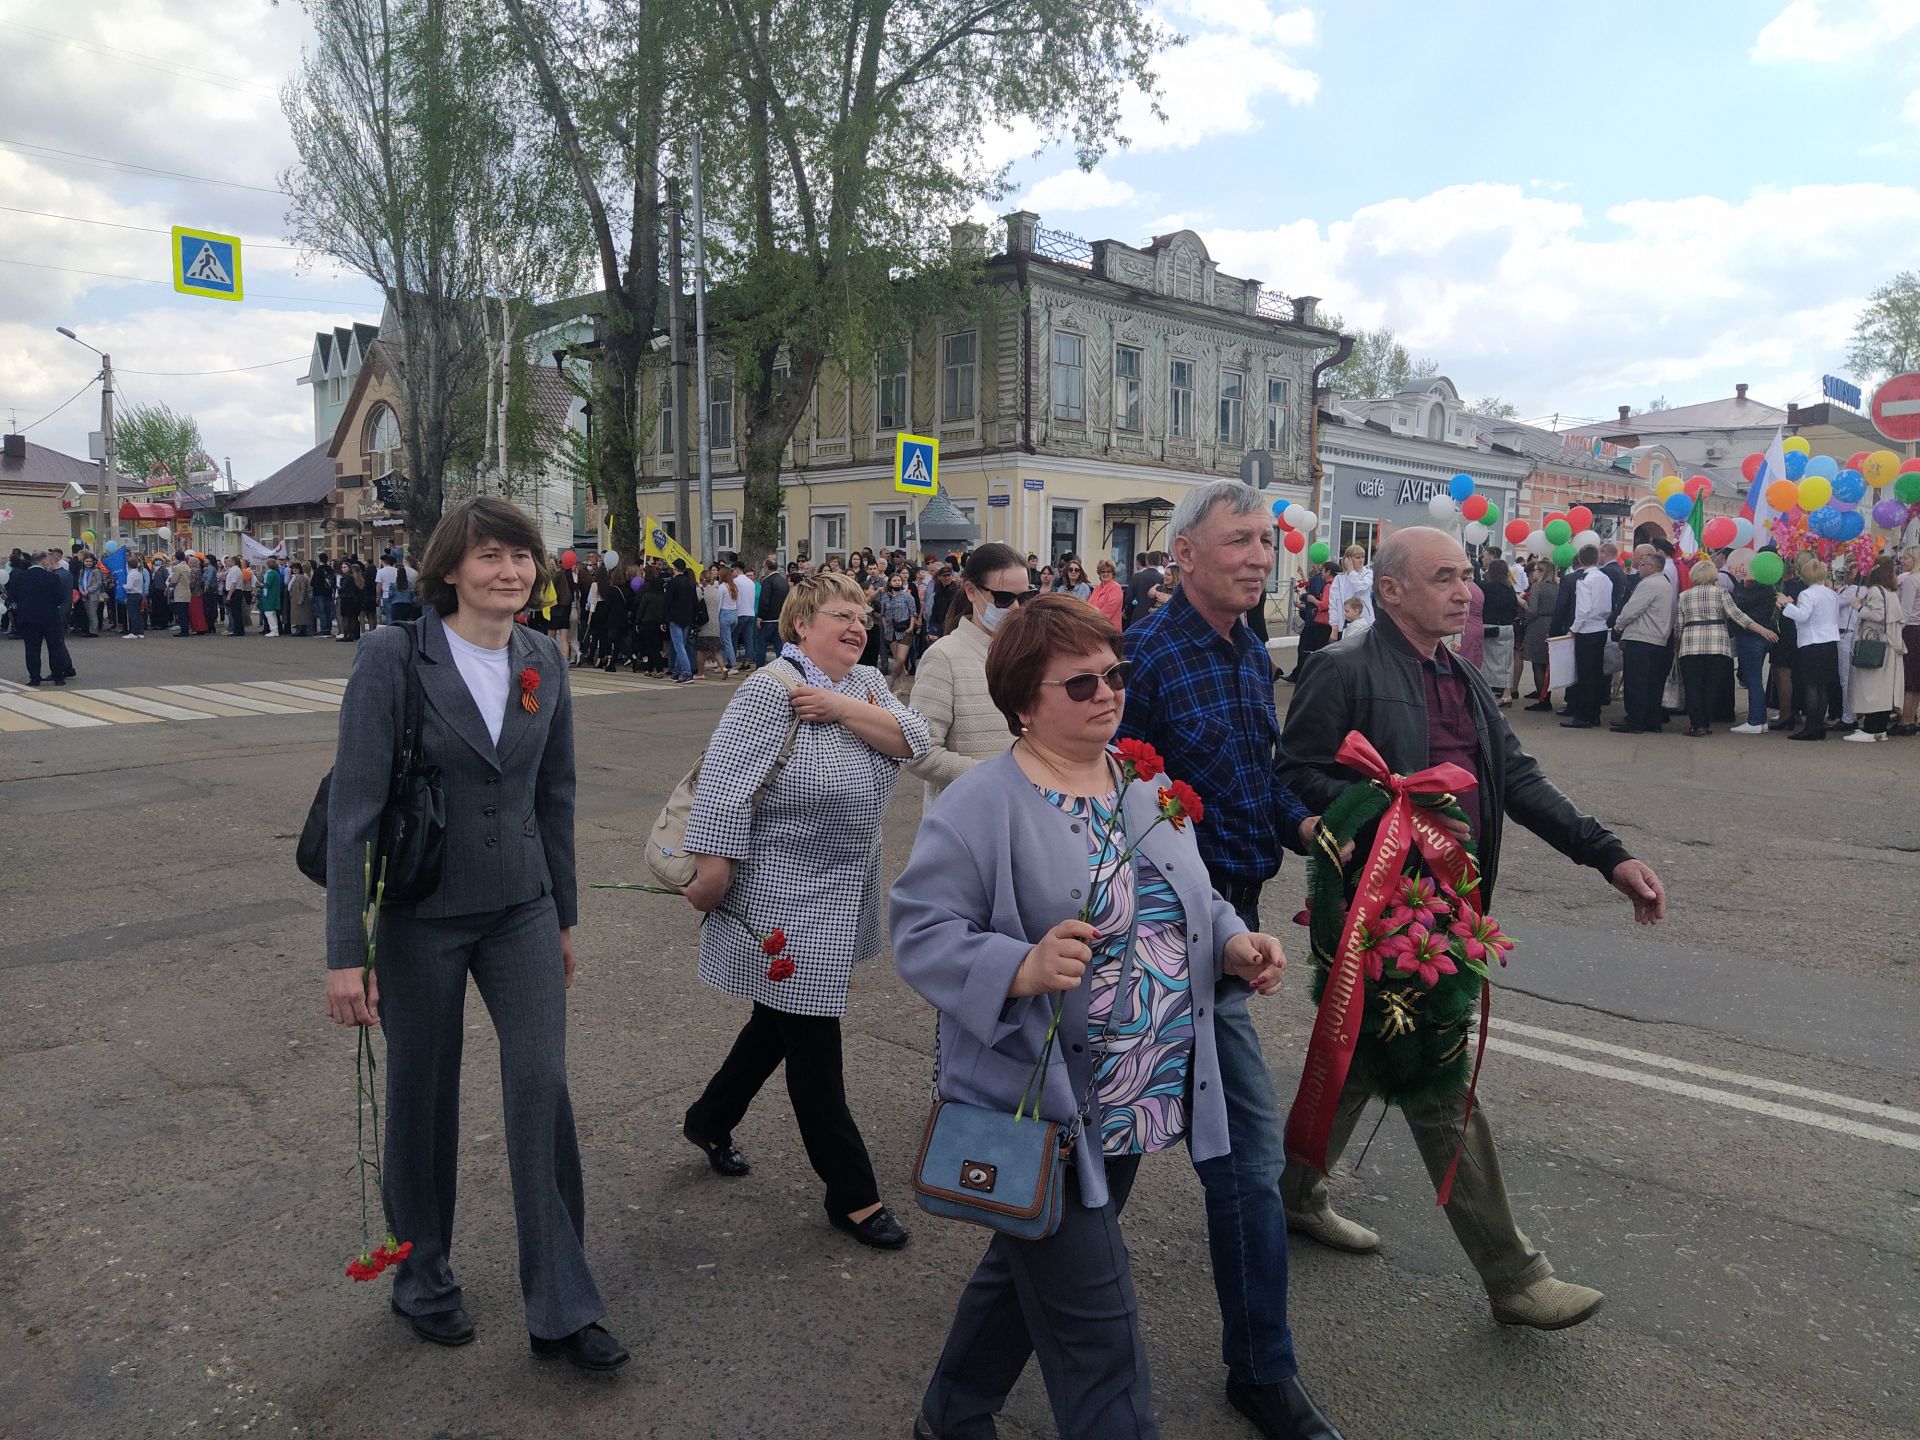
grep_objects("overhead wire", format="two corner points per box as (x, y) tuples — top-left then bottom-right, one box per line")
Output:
(0, 256), (377, 307)
(18, 376), (99, 432)
(119, 357), (309, 377)
(0, 21), (283, 100)
(0, 203), (303, 250)
(0, 138), (290, 196)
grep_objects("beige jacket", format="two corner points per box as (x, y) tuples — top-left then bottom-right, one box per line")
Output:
(1613, 573), (1673, 645)
(906, 619), (1011, 801)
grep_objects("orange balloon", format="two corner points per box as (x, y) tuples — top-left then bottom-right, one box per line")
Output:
(1765, 479), (1798, 511)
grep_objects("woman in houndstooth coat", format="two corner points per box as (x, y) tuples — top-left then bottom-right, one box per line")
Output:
(681, 572), (931, 1250)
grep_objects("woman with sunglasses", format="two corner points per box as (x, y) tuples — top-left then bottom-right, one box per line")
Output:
(905, 543), (1035, 803)
(892, 595), (1288, 1440)
(1059, 558), (1094, 602)
(681, 572), (932, 1250)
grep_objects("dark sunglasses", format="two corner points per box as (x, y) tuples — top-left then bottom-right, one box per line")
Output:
(1041, 661), (1132, 702)
(987, 587), (1042, 609)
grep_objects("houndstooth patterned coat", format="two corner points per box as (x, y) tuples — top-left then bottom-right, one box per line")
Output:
(685, 654), (931, 1017)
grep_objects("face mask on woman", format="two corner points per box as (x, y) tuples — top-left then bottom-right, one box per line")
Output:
(977, 602), (1012, 633)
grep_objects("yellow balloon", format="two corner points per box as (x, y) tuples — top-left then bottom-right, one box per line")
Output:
(1656, 476), (1685, 501)
(1797, 475), (1832, 510)
(1782, 435), (1811, 456)
(1862, 449), (1900, 487)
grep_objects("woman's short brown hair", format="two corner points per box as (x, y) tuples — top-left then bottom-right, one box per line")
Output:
(417, 496), (546, 615)
(985, 594), (1123, 737)
(778, 571), (870, 644)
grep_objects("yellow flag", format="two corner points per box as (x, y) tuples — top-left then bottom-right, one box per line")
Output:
(642, 516), (699, 569)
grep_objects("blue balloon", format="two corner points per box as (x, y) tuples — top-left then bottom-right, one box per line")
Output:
(1784, 450), (1809, 481)
(1805, 454), (1839, 481)
(1832, 469), (1866, 503)
(104, 538), (123, 554)
(1833, 511), (1865, 541)
(1271, 498), (1287, 516)
(1661, 492), (1691, 520)
(1448, 472), (1476, 502)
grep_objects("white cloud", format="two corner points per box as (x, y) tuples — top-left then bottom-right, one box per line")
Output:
(1202, 181), (1920, 419)
(1121, 2), (1320, 152)
(1751, 0), (1920, 63)
(1021, 168), (1150, 214)
(1904, 88), (1920, 123)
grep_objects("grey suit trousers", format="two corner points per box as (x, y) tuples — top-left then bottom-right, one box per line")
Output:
(375, 894), (606, 1339)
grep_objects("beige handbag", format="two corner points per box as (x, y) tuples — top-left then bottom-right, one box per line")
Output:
(645, 660), (803, 888)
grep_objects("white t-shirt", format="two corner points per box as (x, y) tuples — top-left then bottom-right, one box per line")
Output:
(731, 572), (755, 615)
(443, 624), (511, 745)
(376, 564), (398, 599)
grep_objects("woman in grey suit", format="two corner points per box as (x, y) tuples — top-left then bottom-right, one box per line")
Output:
(322, 496), (626, 1372)
(891, 596), (1288, 1440)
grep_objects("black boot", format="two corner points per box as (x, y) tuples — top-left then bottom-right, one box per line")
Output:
(1226, 1375), (1344, 1440)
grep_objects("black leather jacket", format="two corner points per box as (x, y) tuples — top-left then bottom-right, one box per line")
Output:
(1278, 608), (1631, 904)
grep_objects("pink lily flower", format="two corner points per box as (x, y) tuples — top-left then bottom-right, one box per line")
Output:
(1398, 876), (1448, 929)
(1451, 912), (1514, 966)
(1392, 923), (1459, 988)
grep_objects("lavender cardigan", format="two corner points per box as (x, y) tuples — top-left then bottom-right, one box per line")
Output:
(889, 749), (1248, 1208)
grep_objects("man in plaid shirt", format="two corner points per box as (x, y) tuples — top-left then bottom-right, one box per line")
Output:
(1117, 480), (1340, 1440)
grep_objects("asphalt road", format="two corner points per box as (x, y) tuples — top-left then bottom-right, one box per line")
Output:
(2, 628), (1916, 1440)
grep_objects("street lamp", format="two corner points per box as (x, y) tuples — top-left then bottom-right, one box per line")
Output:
(56, 326), (116, 548)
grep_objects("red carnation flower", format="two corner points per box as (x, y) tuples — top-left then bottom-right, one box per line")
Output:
(345, 1255), (382, 1282)
(766, 955), (796, 982)
(518, 667), (540, 693)
(1113, 738), (1166, 783)
(1156, 779), (1205, 831)
(761, 928), (787, 956)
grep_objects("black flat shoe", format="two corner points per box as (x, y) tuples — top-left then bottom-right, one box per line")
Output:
(1607, 723), (1645, 734)
(1523, 700), (1552, 711)
(1788, 730), (1825, 741)
(682, 1122), (750, 1176)
(391, 1299), (475, 1347)
(1226, 1375), (1344, 1440)
(1560, 718), (1597, 728)
(531, 1322), (630, 1372)
(830, 1205), (909, 1250)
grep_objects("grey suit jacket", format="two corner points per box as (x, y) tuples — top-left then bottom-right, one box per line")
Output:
(325, 610), (577, 970)
(890, 749), (1247, 1208)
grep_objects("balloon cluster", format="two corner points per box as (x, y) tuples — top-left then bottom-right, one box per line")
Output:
(1741, 438), (1920, 569)
(1501, 503), (1602, 569)
(1272, 498), (1330, 564)
(1422, 473), (1505, 550)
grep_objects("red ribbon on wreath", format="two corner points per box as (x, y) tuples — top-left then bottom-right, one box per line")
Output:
(1284, 731), (1489, 1206)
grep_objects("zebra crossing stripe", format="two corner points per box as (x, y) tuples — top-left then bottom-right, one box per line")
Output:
(0, 693), (108, 727)
(0, 704), (47, 731)
(162, 684), (305, 715)
(122, 685), (259, 717)
(205, 683), (335, 713)
(247, 680), (348, 705)
(6, 690), (157, 724)
(76, 688), (217, 721)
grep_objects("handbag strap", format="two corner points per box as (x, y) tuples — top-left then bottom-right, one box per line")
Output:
(748, 657), (805, 813)
(388, 620), (426, 800)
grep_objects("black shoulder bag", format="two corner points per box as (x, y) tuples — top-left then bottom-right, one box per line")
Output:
(295, 622), (447, 903)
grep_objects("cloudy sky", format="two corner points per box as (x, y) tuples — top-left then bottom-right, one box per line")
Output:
(2, 0), (1917, 484)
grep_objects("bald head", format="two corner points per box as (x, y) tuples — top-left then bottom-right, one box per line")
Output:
(1374, 526), (1474, 650)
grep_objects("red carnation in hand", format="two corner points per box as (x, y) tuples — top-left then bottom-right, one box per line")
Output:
(766, 955), (796, 982)
(1113, 738), (1166, 783)
(1156, 779), (1204, 831)
(761, 928), (787, 956)
(345, 1255), (383, 1282)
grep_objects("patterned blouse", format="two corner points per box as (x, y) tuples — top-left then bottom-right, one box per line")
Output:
(1037, 786), (1195, 1155)
(1675, 583), (1767, 660)
(685, 646), (931, 1017)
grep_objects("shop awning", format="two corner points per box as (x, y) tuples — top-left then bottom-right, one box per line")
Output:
(118, 501), (178, 522)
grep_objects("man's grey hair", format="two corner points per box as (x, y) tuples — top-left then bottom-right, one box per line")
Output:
(1170, 479), (1268, 544)
(1372, 526), (1458, 586)
(1598, 541), (1619, 560)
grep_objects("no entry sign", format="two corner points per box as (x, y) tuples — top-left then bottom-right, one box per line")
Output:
(1869, 372), (1920, 443)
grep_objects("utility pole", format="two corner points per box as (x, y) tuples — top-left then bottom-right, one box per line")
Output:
(101, 352), (117, 548)
(691, 132), (716, 567)
(666, 178), (691, 548)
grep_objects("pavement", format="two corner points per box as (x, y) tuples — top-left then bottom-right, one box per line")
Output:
(1, 626), (1916, 1440)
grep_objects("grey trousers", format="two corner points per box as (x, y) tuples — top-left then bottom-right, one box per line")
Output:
(924, 1156), (1155, 1440)
(1280, 1076), (1551, 1297)
(375, 894), (606, 1339)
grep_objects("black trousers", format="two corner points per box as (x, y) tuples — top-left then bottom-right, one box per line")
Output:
(18, 622), (74, 683)
(1795, 641), (1839, 737)
(1621, 639), (1667, 730)
(1293, 621), (1331, 675)
(686, 1001), (880, 1215)
(1681, 654), (1729, 730)
(1572, 631), (1608, 720)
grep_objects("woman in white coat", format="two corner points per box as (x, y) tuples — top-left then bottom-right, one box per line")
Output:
(1844, 557), (1908, 741)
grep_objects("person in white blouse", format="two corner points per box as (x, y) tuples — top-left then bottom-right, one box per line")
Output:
(1327, 545), (1374, 637)
(1777, 557), (1842, 741)
(1563, 546), (1617, 728)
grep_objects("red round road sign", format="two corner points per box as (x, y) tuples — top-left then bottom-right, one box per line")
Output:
(1869, 372), (1920, 443)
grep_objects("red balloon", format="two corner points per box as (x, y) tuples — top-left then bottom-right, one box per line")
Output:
(1566, 505), (1594, 532)
(1461, 494), (1489, 521)
(1684, 474), (1713, 499)
(1741, 453), (1765, 482)
(1274, 513), (1293, 532)
(1701, 516), (1737, 549)
(560, 549), (578, 568)
(1543, 511), (1567, 530)
(1901, 458), (1920, 475)
(1848, 451), (1871, 472)
(1282, 529), (1306, 554)
(1504, 519), (1530, 544)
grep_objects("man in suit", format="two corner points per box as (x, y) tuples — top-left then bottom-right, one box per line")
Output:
(15, 550), (77, 686)
(1598, 542), (1630, 623)
(1123, 550), (1163, 627)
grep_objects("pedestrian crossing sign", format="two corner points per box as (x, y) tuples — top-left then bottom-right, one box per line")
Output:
(172, 226), (244, 302)
(895, 433), (937, 495)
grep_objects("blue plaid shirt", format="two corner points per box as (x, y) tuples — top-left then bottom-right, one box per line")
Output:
(1118, 588), (1310, 887)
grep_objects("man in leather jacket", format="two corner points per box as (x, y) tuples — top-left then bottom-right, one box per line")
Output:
(1276, 525), (1666, 1333)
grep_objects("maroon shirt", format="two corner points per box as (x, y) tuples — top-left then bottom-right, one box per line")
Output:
(1404, 634), (1488, 840)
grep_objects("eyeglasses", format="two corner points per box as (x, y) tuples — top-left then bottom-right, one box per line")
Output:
(987, 587), (1041, 609)
(1040, 662), (1132, 702)
(816, 607), (869, 626)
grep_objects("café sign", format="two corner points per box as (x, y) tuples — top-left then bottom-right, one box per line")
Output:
(1347, 473), (1455, 507)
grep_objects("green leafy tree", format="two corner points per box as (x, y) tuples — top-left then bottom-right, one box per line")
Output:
(700, 0), (1169, 557)
(1473, 396), (1519, 419)
(114, 403), (204, 485)
(1322, 317), (1437, 399)
(1846, 271), (1920, 380)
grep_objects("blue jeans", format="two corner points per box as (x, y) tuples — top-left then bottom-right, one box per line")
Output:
(718, 614), (738, 668)
(668, 623), (693, 679)
(1192, 998), (1299, 1385)
(1734, 630), (1770, 726)
(759, 621), (780, 663)
(735, 615), (759, 666)
(313, 593), (334, 635)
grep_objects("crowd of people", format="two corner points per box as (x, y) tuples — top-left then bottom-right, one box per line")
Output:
(322, 485), (1678, 1440)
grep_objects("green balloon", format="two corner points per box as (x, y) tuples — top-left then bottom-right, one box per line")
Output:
(1894, 472), (1920, 505)
(1482, 501), (1501, 529)
(1749, 551), (1784, 585)
(1544, 518), (1573, 545)
(1307, 540), (1330, 564)
(1552, 541), (1577, 568)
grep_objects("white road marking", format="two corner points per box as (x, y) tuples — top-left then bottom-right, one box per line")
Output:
(79, 688), (216, 721)
(0, 693), (106, 727)
(1487, 1040), (1920, 1152)
(161, 684), (304, 715)
(245, 680), (347, 704)
(1494, 1019), (1920, 1128)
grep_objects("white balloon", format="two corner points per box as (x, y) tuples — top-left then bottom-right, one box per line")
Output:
(1727, 547), (1758, 571)
(604, 550), (620, 566)
(1729, 517), (1755, 547)
(1525, 530), (1550, 554)
(1295, 510), (1318, 534)
(1428, 495), (1457, 521)
(1574, 529), (1600, 548)
(1463, 521), (1490, 545)
(1283, 503), (1310, 529)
